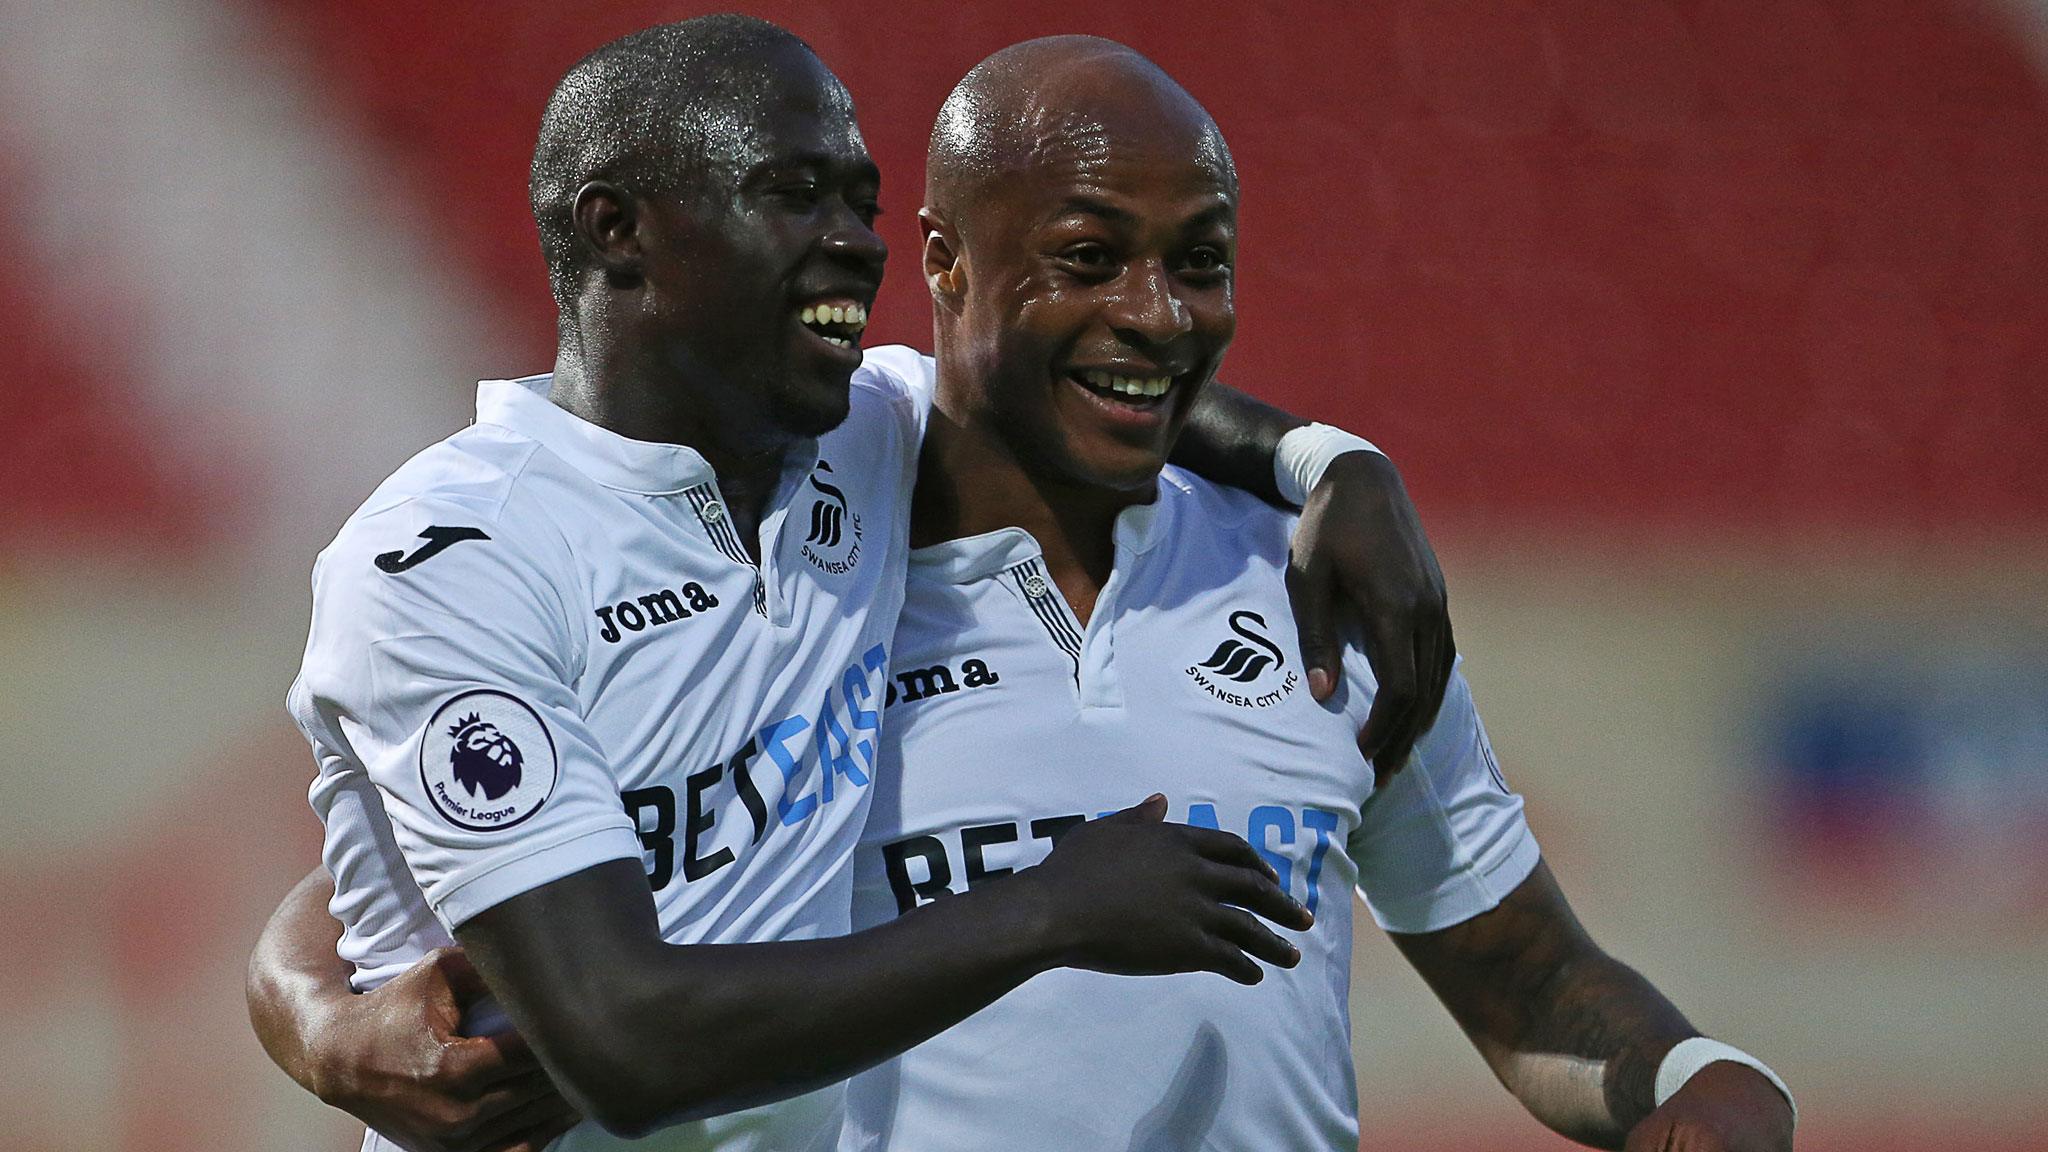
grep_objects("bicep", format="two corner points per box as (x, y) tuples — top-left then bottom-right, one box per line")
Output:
(452, 858), (670, 1100)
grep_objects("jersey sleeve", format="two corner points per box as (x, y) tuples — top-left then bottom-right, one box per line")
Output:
(291, 496), (642, 932)
(1342, 657), (1541, 935)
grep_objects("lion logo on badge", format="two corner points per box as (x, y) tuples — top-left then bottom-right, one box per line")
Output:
(447, 712), (523, 801)
(420, 690), (557, 832)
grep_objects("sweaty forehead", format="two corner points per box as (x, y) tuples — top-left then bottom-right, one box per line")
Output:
(689, 47), (868, 182)
(1019, 98), (1230, 195)
(933, 41), (1236, 218)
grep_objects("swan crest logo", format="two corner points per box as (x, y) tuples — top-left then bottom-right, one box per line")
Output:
(800, 460), (862, 574)
(1186, 610), (1299, 708)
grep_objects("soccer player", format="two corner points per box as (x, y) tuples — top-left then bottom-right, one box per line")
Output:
(252, 16), (1451, 1152)
(838, 38), (1795, 1152)
(256, 31), (1798, 1152)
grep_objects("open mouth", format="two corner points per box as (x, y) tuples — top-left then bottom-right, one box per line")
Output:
(797, 297), (869, 350)
(1068, 368), (1180, 409)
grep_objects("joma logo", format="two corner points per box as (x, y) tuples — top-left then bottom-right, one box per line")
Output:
(885, 658), (1001, 706)
(596, 581), (720, 644)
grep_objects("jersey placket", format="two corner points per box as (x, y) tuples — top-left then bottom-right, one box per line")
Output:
(683, 481), (772, 619)
(1002, 555), (1126, 709)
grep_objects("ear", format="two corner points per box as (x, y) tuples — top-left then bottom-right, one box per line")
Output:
(920, 207), (964, 313)
(572, 180), (646, 288)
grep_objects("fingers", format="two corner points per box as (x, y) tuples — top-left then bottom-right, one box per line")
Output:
(1107, 793), (1169, 823)
(1285, 550), (1339, 701)
(1355, 612), (1420, 773)
(426, 947), (491, 1008)
(1178, 825), (1276, 882)
(1201, 860), (1314, 932)
(1207, 905), (1303, 971)
(1413, 605), (1454, 738)
(435, 1030), (544, 1098)
(467, 1088), (581, 1152)
(1200, 938), (1266, 986)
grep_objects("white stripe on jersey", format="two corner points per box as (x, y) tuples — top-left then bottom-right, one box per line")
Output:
(291, 348), (934, 1152)
(845, 466), (1539, 1152)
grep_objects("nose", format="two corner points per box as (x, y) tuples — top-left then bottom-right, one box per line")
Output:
(822, 201), (888, 273)
(1107, 259), (1192, 347)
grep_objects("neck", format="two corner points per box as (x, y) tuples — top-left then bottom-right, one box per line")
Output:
(914, 357), (1156, 621)
(549, 311), (795, 525)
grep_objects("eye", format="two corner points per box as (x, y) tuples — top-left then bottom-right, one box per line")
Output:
(771, 182), (822, 208)
(1182, 245), (1231, 275)
(1056, 242), (1118, 275)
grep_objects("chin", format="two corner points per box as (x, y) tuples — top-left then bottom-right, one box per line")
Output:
(1064, 445), (1171, 494)
(767, 383), (853, 439)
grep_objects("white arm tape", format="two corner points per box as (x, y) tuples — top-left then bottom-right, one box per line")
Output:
(1274, 422), (1383, 507)
(1654, 1037), (1797, 1126)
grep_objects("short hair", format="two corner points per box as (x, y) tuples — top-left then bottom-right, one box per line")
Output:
(529, 14), (815, 310)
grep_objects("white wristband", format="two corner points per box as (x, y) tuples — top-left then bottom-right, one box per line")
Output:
(1273, 422), (1382, 507)
(1654, 1037), (1796, 1126)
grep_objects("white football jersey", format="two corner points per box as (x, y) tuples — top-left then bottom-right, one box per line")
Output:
(844, 467), (1539, 1152)
(290, 348), (933, 1152)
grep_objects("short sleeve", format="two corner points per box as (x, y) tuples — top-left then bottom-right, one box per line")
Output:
(1344, 659), (1541, 935)
(292, 497), (642, 931)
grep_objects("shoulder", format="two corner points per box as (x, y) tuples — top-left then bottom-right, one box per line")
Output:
(311, 427), (578, 642)
(1157, 464), (1296, 558)
(848, 345), (935, 429)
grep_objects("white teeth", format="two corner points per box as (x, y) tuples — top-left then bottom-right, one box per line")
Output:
(800, 306), (816, 324)
(1082, 371), (1173, 398)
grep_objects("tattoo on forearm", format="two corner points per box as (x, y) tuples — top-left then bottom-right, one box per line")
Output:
(1394, 864), (1696, 1147)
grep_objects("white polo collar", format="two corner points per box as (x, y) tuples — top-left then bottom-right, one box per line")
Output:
(908, 469), (1186, 584)
(475, 373), (741, 496)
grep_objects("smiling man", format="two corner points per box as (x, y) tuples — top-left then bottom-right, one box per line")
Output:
(255, 27), (1795, 1152)
(250, 15), (1460, 1152)
(843, 37), (1796, 1152)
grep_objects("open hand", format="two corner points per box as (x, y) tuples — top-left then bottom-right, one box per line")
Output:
(1023, 795), (1315, 985)
(309, 947), (578, 1152)
(1285, 450), (1454, 783)
(1625, 1062), (1795, 1152)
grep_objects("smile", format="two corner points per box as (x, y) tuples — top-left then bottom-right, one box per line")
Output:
(1068, 368), (1179, 408)
(798, 298), (869, 349)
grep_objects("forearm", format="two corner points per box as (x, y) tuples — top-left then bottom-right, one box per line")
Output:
(1171, 381), (1305, 503)
(247, 867), (355, 1099)
(460, 859), (1062, 1137)
(1393, 863), (1696, 1149)
(1489, 947), (1696, 1146)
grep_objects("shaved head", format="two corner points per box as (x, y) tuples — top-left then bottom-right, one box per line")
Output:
(530, 14), (842, 310)
(919, 36), (1240, 499)
(927, 36), (1236, 240)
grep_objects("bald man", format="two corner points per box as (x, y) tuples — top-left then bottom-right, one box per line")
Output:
(248, 15), (1469, 1152)
(255, 29), (1795, 1152)
(839, 38), (1794, 1152)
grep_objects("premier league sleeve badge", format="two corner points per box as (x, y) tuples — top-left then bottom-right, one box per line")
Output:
(419, 689), (559, 831)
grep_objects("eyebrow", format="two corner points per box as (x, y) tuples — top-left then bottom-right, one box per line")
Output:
(1050, 195), (1236, 229)
(748, 151), (882, 185)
